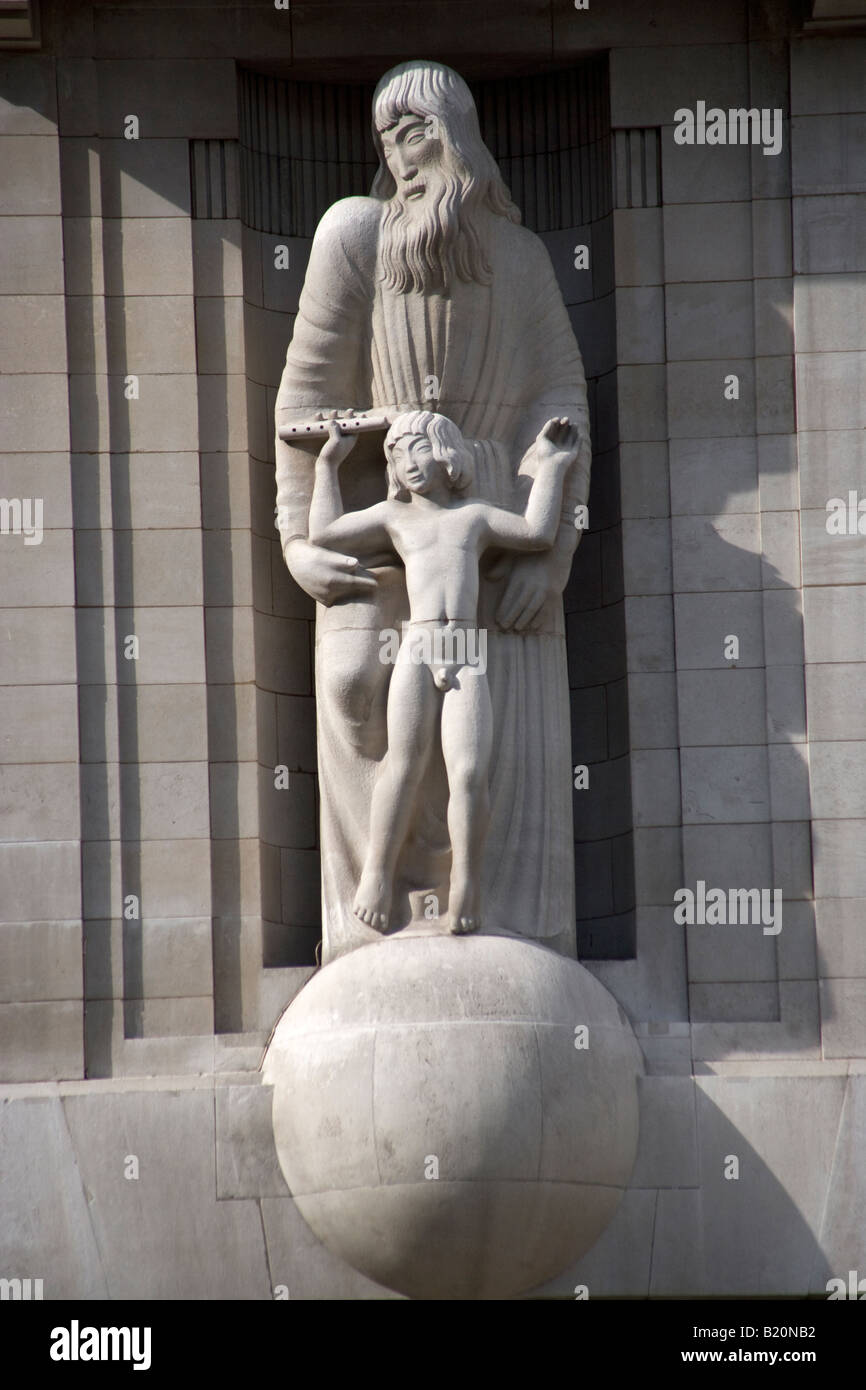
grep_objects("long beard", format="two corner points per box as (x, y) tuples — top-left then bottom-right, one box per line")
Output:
(380, 176), (484, 294)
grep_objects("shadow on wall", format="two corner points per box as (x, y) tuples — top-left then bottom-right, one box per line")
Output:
(667, 288), (818, 1044)
(63, 130), (249, 1059)
(533, 1078), (850, 1299)
(575, 262), (829, 1054)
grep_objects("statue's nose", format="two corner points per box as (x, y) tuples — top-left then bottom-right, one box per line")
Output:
(394, 148), (417, 179)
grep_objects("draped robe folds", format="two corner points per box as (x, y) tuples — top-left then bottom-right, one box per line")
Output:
(275, 195), (591, 962)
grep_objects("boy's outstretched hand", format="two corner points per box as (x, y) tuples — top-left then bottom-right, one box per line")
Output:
(535, 416), (579, 467)
(319, 418), (358, 467)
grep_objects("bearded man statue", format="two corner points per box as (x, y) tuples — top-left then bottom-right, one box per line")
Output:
(274, 59), (592, 963)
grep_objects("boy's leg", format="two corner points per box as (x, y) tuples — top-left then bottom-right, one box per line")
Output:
(354, 655), (439, 930)
(440, 669), (493, 933)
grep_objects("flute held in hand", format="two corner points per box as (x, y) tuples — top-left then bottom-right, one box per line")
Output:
(278, 410), (391, 442)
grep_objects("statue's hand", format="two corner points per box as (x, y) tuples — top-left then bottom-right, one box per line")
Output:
(318, 418), (358, 468)
(285, 538), (378, 606)
(495, 549), (571, 632)
(535, 416), (580, 468)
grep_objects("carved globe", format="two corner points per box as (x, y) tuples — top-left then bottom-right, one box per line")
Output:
(263, 933), (643, 1300)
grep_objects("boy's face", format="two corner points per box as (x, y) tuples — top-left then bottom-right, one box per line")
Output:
(391, 433), (439, 494)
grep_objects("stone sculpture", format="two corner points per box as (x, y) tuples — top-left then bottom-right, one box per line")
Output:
(265, 58), (642, 1302)
(274, 58), (592, 961)
(308, 412), (581, 934)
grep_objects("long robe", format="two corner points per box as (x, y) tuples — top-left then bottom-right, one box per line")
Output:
(275, 195), (591, 962)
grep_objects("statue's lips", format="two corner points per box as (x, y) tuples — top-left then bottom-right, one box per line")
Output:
(404, 184), (425, 199)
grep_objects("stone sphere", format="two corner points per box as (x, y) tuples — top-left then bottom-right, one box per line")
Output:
(263, 933), (643, 1300)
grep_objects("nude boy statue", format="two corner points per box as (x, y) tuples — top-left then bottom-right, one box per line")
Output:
(308, 410), (580, 935)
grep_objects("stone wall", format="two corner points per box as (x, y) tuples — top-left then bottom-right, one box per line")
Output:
(790, 37), (866, 1061)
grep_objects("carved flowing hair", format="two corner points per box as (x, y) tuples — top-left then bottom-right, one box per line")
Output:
(370, 60), (521, 293)
(385, 411), (475, 500)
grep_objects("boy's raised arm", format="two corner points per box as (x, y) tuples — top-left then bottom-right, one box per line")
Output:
(483, 417), (578, 552)
(308, 421), (355, 541)
(308, 422), (393, 554)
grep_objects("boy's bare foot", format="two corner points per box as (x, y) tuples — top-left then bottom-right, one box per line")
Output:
(450, 915), (480, 935)
(448, 887), (481, 935)
(353, 871), (392, 932)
